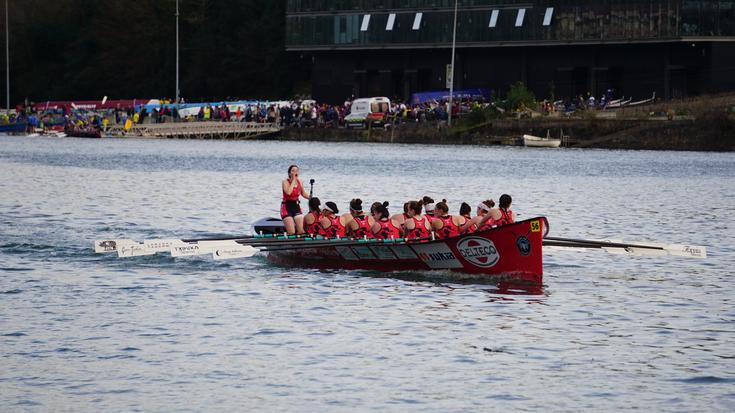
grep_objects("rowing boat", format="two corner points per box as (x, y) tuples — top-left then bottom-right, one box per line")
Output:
(94, 215), (706, 286)
(263, 217), (548, 285)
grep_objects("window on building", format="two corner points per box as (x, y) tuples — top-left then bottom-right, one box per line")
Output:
(386, 13), (396, 31)
(543, 8), (554, 26)
(489, 10), (499, 28)
(361, 14), (371, 32)
(515, 9), (526, 28)
(413, 12), (423, 30)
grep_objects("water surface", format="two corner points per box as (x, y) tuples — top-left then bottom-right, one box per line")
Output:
(1, 136), (734, 412)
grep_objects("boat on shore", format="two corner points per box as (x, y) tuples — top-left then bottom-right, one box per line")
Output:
(523, 132), (562, 148)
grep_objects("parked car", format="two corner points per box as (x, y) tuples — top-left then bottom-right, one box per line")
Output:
(345, 97), (391, 128)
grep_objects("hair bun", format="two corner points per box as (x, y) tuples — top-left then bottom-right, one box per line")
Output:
(441, 199), (447, 203)
(382, 201), (389, 207)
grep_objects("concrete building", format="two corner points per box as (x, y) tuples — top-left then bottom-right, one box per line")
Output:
(285, 1), (735, 103)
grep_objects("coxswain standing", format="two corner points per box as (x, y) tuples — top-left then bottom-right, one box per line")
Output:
(281, 165), (311, 235)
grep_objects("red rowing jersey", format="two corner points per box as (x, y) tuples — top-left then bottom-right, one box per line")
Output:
(375, 219), (401, 240)
(436, 215), (461, 239)
(305, 211), (322, 236)
(495, 208), (514, 226)
(282, 179), (301, 202)
(320, 215), (346, 238)
(462, 216), (478, 233)
(352, 215), (373, 239)
(406, 216), (430, 239)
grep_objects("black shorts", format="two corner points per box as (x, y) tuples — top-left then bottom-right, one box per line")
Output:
(280, 201), (302, 219)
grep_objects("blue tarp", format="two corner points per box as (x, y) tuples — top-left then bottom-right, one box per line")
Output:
(410, 88), (492, 105)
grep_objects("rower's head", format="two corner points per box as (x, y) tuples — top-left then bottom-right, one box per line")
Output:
(308, 197), (321, 213)
(460, 202), (471, 217)
(323, 201), (339, 217)
(499, 194), (512, 210)
(349, 198), (364, 216)
(287, 164), (299, 179)
(422, 196), (435, 216)
(435, 199), (449, 216)
(372, 201), (390, 220)
(403, 202), (410, 215)
(406, 200), (423, 217)
(477, 199), (495, 216)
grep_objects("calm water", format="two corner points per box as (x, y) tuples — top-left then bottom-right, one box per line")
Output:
(1, 136), (734, 412)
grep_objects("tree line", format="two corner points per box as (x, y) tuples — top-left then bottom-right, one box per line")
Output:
(0, 0), (300, 104)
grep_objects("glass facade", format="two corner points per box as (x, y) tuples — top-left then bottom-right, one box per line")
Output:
(286, 0), (735, 49)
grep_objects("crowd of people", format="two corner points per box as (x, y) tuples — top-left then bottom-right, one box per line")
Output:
(280, 165), (515, 240)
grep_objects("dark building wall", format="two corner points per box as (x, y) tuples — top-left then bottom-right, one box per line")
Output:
(290, 1), (735, 103)
(310, 42), (728, 103)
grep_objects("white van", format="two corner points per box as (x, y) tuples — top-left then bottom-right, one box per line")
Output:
(345, 97), (392, 128)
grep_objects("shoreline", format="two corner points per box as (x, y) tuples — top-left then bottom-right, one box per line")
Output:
(275, 116), (735, 152)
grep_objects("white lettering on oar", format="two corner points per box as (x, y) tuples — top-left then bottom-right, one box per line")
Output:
(212, 246), (259, 260)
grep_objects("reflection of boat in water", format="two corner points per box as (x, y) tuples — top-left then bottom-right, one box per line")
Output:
(523, 131), (562, 148)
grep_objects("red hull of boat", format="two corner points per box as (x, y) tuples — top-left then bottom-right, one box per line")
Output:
(267, 217), (547, 285)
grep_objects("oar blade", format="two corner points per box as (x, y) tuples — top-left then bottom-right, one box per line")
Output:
(212, 245), (260, 260)
(143, 239), (185, 253)
(170, 240), (240, 257)
(117, 241), (157, 258)
(666, 244), (707, 259)
(94, 239), (133, 253)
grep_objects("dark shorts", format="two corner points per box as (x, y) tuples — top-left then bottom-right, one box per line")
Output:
(280, 201), (302, 219)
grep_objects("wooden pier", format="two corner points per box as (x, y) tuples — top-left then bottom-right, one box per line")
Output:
(106, 121), (281, 139)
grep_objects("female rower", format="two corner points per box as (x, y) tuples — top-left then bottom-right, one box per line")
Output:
(371, 201), (402, 240)
(463, 199), (494, 232)
(390, 202), (410, 231)
(431, 200), (465, 239)
(346, 198), (374, 239)
(422, 196), (437, 225)
(459, 202), (478, 233)
(318, 201), (348, 238)
(303, 197), (322, 236)
(281, 164), (311, 234)
(477, 194), (515, 228)
(403, 200), (431, 240)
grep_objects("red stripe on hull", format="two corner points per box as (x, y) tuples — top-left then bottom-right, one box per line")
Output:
(267, 217), (547, 285)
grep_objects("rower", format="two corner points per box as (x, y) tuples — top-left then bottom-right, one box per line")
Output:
(477, 194), (515, 228)
(459, 202), (478, 233)
(403, 200), (431, 240)
(281, 165), (311, 235)
(318, 201), (348, 238)
(346, 198), (374, 239)
(469, 199), (496, 231)
(303, 197), (323, 237)
(422, 196), (437, 225)
(431, 200), (465, 239)
(390, 202), (410, 232)
(371, 201), (402, 240)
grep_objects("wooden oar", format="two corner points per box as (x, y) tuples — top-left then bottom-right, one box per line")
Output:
(543, 237), (707, 258)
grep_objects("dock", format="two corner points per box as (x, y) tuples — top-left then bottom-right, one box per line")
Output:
(106, 121), (281, 139)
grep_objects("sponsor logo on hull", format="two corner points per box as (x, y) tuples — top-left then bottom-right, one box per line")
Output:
(411, 243), (463, 269)
(456, 237), (500, 268)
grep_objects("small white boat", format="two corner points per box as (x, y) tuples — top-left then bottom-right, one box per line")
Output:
(523, 131), (562, 148)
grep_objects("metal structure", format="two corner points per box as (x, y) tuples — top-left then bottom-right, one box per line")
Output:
(175, 0), (180, 104)
(105, 121), (281, 140)
(5, 0), (9, 110)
